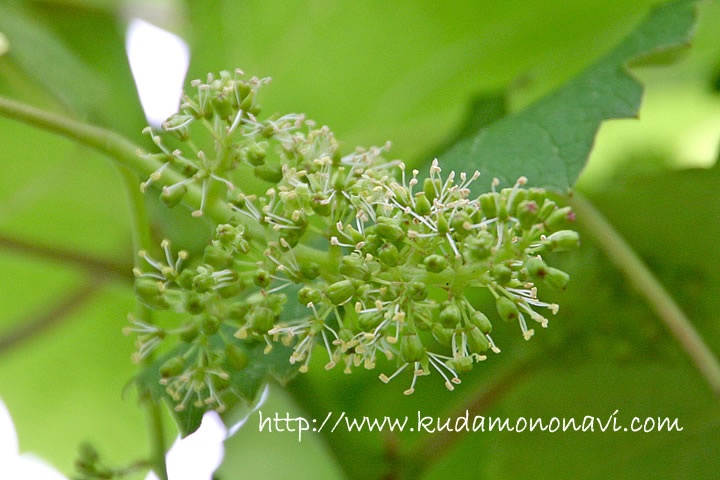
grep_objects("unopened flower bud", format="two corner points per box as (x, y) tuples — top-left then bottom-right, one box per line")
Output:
(160, 183), (188, 208)
(377, 243), (400, 267)
(298, 286), (322, 305)
(423, 178), (441, 202)
(545, 230), (580, 251)
(525, 256), (548, 279)
(375, 217), (405, 242)
(469, 311), (493, 334)
(400, 332), (425, 363)
(479, 193), (498, 218)
(202, 316), (221, 335)
(439, 303), (462, 327)
(491, 264), (512, 285)
(424, 254), (447, 273)
(467, 325), (490, 353)
(414, 192), (431, 216)
(496, 296), (519, 322)
(544, 267), (570, 291)
(160, 357), (184, 378)
(407, 281), (428, 301)
(516, 200), (539, 229)
(254, 269), (272, 287)
(254, 164), (283, 183)
(326, 279), (354, 305)
(251, 307), (275, 333)
(544, 206), (576, 232)
(340, 254), (369, 280)
(203, 243), (233, 269)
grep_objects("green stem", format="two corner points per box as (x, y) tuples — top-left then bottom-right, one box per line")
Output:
(119, 168), (168, 480)
(0, 95), (232, 224)
(567, 192), (720, 397)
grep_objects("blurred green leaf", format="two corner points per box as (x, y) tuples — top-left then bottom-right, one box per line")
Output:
(0, 1), (105, 118)
(440, 0), (699, 191)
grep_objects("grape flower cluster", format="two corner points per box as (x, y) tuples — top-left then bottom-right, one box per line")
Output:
(129, 69), (579, 410)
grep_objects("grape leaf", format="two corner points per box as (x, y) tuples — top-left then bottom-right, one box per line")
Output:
(440, 0), (699, 191)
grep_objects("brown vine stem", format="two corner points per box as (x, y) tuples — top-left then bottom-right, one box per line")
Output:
(395, 354), (539, 479)
(0, 232), (131, 280)
(566, 192), (720, 397)
(0, 279), (104, 355)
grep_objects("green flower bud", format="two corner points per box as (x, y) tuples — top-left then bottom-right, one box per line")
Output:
(414, 306), (433, 331)
(216, 224), (238, 245)
(160, 183), (188, 208)
(436, 214), (450, 234)
(228, 302), (250, 321)
(424, 254), (448, 273)
(359, 311), (383, 330)
(538, 199), (558, 221)
(525, 256), (548, 279)
(211, 91), (233, 119)
(491, 264), (513, 285)
(516, 200), (539, 229)
(326, 279), (354, 305)
(464, 231), (494, 261)
(176, 269), (195, 290)
(544, 206), (576, 232)
(344, 225), (365, 244)
(310, 193), (332, 216)
(439, 303), (462, 327)
(432, 323), (453, 346)
(509, 188), (528, 215)
(496, 296), (519, 322)
(184, 293), (203, 314)
(300, 262), (320, 280)
(298, 286), (322, 305)
(160, 357), (185, 378)
(135, 278), (168, 309)
(467, 325), (490, 353)
(414, 192), (431, 216)
(528, 187), (546, 203)
(470, 311), (493, 334)
(254, 164), (283, 183)
(179, 323), (199, 343)
(254, 269), (272, 287)
(202, 316), (221, 335)
(544, 267), (570, 291)
(479, 193), (498, 218)
(407, 281), (428, 301)
(340, 254), (369, 280)
(400, 332), (425, 363)
(450, 213), (471, 238)
(423, 178), (441, 202)
(251, 307), (275, 333)
(246, 143), (266, 166)
(377, 243), (400, 267)
(375, 217), (405, 242)
(448, 356), (474, 373)
(226, 344), (249, 370)
(203, 243), (233, 269)
(545, 230), (580, 251)
(497, 198), (509, 221)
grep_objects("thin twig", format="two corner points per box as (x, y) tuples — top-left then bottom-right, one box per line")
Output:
(0, 279), (104, 354)
(567, 192), (720, 397)
(0, 232), (131, 280)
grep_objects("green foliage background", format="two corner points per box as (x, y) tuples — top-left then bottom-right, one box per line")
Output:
(0, 0), (718, 478)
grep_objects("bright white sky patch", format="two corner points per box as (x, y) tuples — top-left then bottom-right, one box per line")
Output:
(125, 18), (190, 127)
(145, 386), (269, 480)
(1, 397), (68, 480)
